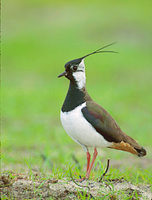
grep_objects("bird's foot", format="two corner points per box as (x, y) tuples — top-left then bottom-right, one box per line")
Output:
(76, 176), (87, 182)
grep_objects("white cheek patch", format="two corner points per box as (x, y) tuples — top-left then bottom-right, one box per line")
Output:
(73, 59), (86, 89)
(73, 72), (86, 89)
(78, 59), (85, 71)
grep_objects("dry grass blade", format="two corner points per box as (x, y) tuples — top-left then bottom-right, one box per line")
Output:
(69, 167), (90, 190)
(99, 159), (110, 182)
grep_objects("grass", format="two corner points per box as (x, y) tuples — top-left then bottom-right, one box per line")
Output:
(2, 0), (152, 199)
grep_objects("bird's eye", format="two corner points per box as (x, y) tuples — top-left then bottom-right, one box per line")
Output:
(73, 66), (77, 71)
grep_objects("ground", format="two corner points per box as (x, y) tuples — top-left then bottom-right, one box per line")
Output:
(1, 170), (152, 199)
(1, 153), (152, 199)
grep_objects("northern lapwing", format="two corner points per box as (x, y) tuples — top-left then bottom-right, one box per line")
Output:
(58, 43), (146, 180)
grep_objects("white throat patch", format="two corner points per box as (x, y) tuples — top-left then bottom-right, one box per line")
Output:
(73, 59), (86, 89)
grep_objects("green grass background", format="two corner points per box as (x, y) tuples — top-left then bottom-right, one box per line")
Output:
(2, 0), (152, 186)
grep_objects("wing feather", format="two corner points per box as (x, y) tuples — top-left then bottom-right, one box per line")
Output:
(81, 101), (126, 143)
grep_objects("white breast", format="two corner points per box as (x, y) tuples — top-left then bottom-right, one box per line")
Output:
(60, 102), (110, 150)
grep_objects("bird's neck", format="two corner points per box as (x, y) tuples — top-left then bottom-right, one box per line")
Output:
(61, 81), (91, 112)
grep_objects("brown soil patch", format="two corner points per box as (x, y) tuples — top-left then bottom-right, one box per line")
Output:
(0, 173), (152, 200)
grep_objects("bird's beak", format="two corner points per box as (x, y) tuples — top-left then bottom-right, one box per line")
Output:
(58, 71), (67, 78)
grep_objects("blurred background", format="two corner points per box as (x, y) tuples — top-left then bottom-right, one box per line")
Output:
(2, 0), (152, 177)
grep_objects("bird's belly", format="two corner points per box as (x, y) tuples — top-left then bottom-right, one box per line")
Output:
(60, 103), (110, 148)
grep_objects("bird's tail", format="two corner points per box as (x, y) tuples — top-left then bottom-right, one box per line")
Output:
(110, 133), (147, 157)
(126, 134), (147, 157)
(134, 146), (146, 157)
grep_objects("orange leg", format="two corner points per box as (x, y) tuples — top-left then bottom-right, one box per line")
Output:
(86, 148), (98, 179)
(86, 151), (91, 171)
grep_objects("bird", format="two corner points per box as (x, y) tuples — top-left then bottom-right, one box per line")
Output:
(58, 43), (146, 180)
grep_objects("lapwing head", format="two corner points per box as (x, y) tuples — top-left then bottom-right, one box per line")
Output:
(58, 43), (117, 89)
(58, 57), (85, 80)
